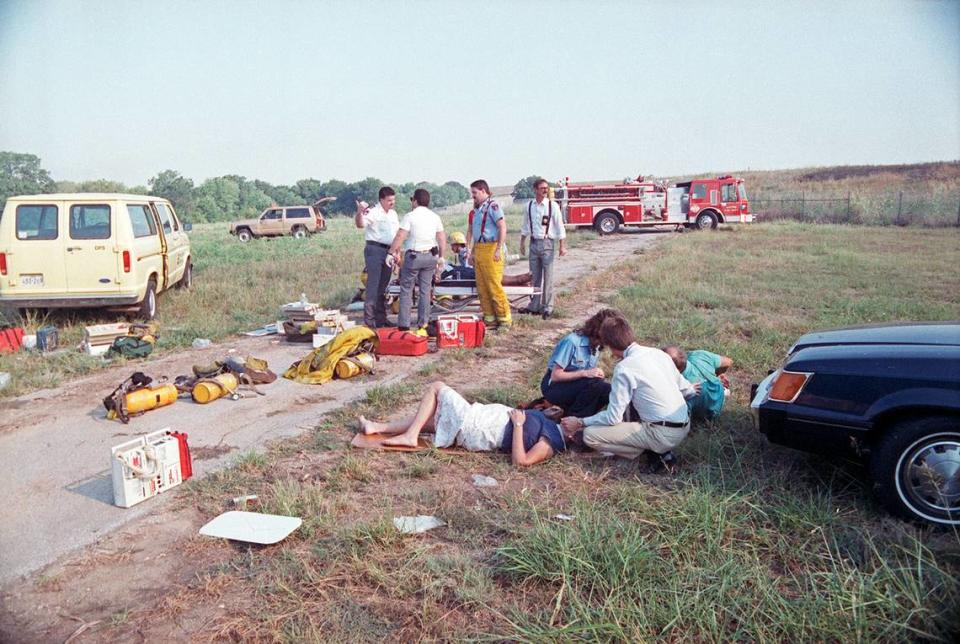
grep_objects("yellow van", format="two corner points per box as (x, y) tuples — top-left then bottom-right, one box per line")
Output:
(0, 193), (192, 319)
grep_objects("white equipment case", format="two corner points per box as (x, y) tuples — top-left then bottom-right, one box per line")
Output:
(111, 428), (191, 508)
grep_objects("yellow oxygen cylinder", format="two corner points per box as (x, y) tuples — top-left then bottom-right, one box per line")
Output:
(125, 384), (179, 415)
(334, 353), (375, 379)
(192, 372), (239, 404)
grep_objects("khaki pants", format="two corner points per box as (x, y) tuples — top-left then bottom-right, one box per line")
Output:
(583, 421), (690, 458)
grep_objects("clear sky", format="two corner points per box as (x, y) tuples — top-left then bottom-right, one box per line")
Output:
(1, 0), (958, 187)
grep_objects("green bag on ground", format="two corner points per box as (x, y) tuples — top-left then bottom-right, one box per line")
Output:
(108, 335), (155, 359)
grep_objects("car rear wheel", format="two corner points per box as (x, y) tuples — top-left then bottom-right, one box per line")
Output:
(237, 228), (252, 243)
(695, 211), (718, 230)
(138, 279), (157, 321)
(177, 261), (193, 290)
(871, 416), (960, 526)
(292, 226), (307, 239)
(594, 211), (620, 235)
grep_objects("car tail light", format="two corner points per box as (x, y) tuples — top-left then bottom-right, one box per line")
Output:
(769, 370), (812, 403)
(0, 253), (6, 276)
(122, 250), (131, 273)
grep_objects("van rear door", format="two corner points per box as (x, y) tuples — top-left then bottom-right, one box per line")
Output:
(64, 202), (119, 294)
(3, 202), (68, 297)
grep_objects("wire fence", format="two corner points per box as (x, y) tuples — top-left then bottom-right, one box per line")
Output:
(751, 192), (960, 227)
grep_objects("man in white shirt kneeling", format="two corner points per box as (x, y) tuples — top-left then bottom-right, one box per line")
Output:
(560, 315), (700, 473)
(389, 188), (446, 335)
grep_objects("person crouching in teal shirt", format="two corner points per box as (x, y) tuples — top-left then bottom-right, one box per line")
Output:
(663, 346), (733, 422)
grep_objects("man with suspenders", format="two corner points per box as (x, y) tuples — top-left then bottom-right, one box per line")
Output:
(519, 178), (566, 319)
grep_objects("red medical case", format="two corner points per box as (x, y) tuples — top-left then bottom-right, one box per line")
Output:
(375, 328), (429, 356)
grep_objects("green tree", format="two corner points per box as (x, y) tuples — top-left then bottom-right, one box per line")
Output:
(295, 178), (325, 203)
(149, 170), (195, 217)
(74, 179), (141, 193)
(512, 175), (545, 200)
(0, 151), (55, 209)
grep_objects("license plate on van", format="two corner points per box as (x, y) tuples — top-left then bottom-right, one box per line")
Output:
(20, 274), (43, 287)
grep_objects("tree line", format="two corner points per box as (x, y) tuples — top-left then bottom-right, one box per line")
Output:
(0, 151), (472, 223)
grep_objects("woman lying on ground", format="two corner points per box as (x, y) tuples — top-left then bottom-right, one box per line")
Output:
(540, 308), (622, 418)
(358, 381), (565, 466)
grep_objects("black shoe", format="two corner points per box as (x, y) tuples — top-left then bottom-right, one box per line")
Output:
(542, 311), (552, 320)
(517, 307), (538, 316)
(637, 450), (679, 475)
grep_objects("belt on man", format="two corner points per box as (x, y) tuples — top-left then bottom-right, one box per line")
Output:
(366, 240), (391, 250)
(407, 247), (438, 255)
(648, 420), (688, 428)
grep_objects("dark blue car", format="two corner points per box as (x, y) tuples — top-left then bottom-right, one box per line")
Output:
(751, 322), (960, 526)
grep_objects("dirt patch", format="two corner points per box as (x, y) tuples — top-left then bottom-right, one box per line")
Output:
(191, 444), (236, 461)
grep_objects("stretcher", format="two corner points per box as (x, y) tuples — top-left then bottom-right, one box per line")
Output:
(387, 279), (539, 316)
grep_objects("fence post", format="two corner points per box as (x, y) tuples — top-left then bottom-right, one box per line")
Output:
(956, 197), (960, 227)
(846, 193), (851, 223)
(896, 191), (903, 225)
(801, 192), (805, 219)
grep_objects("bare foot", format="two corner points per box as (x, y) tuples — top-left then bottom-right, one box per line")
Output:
(382, 432), (419, 448)
(359, 415), (383, 435)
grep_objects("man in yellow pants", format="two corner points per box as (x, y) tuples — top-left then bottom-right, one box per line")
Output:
(465, 179), (511, 330)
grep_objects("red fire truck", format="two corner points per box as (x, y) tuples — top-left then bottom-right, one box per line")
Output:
(554, 175), (754, 233)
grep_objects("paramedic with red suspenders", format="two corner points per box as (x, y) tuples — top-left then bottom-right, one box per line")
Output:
(519, 178), (566, 319)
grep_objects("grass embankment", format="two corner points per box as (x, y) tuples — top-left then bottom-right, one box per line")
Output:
(740, 160), (960, 226)
(149, 223), (957, 641)
(0, 206), (587, 397)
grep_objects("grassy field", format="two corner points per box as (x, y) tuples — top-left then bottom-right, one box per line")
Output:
(134, 223), (960, 641)
(0, 206), (594, 397)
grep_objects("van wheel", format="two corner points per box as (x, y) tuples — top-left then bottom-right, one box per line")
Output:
(138, 280), (157, 320)
(292, 226), (307, 239)
(695, 211), (718, 230)
(237, 228), (252, 243)
(177, 261), (193, 290)
(870, 416), (960, 526)
(594, 212), (621, 235)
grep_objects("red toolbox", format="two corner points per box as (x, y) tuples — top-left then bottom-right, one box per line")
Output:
(436, 314), (486, 349)
(375, 328), (429, 356)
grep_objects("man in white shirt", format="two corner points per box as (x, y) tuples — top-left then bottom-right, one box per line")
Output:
(389, 188), (446, 334)
(560, 316), (699, 465)
(519, 178), (566, 319)
(355, 186), (400, 328)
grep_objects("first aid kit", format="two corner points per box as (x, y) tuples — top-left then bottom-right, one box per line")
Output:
(436, 314), (486, 349)
(375, 328), (429, 357)
(111, 429), (193, 508)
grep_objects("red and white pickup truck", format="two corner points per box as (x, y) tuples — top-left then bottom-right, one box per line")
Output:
(554, 175), (755, 233)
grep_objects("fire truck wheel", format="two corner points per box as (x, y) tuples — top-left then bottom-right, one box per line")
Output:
(595, 212), (621, 235)
(695, 211), (718, 230)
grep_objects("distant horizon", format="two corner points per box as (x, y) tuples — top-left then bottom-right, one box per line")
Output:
(20, 157), (958, 192)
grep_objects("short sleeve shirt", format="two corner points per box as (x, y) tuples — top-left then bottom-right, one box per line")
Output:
(363, 202), (399, 244)
(499, 410), (566, 455)
(399, 206), (444, 252)
(471, 199), (503, 243)
(682, 350), (725, 420)
(546, 332), (598, 383)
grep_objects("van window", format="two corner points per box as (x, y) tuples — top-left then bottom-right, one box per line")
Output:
(286, 207), (311, 219)
(263, 209), (282, 220)
(692, 184), (707, 199)
(154, 203), (175, 234)
(127, 204), (157, 238)
(70, 204), (111, 239)
(15, 204), (58, 240)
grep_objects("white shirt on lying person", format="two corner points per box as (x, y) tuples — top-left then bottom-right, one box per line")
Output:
(399, 206), (444, 252)
(582, 343), (696, 427)
(362, 202), (400, 244)
(521, 198), (566, 240)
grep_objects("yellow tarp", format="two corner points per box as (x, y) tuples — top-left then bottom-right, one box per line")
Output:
(283, 326), (378, 385)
